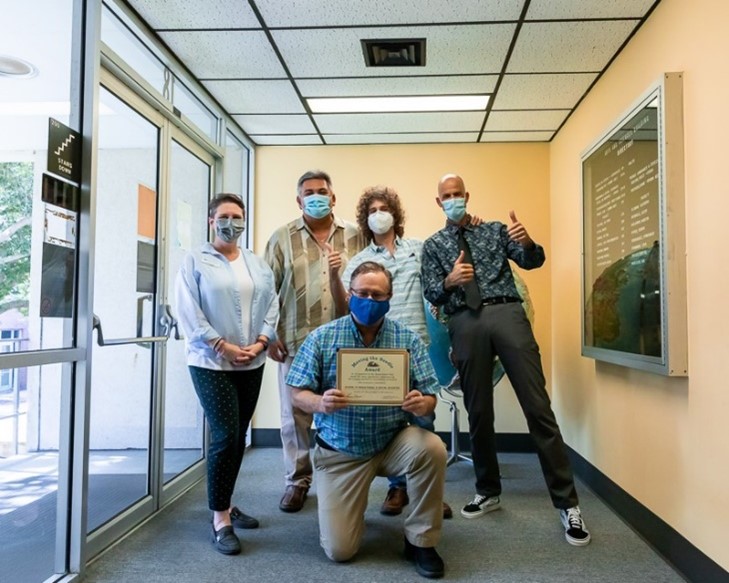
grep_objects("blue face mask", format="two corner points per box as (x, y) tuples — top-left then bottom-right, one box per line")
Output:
(349, 294), (390, 326)
(441, 197), (467, 222)
(302, 194), (332, 219)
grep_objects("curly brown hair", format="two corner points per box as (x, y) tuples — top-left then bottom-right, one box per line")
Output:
(355, 186), (405, 242)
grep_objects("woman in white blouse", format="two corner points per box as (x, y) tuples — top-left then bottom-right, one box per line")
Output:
(175, 193), (278, 555)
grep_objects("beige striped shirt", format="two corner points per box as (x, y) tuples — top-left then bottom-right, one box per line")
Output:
(264, 215), (365, 354)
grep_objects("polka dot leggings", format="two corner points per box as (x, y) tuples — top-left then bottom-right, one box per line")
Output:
(189, 365), (264, 511)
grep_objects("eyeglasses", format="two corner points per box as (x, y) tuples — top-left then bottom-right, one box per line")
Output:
(350, 288), (390, 302)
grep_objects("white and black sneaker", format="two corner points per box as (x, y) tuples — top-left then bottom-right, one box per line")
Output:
(460, 494), (501, 519)
(560, 506), (591, 546)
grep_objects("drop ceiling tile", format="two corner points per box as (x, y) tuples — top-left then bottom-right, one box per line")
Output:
(325, 133), (479, 144)
(232, 114), (317, 134)
(251, 135), (323, 145)
(273, 24), (515, 78)
(159, 31), (285, 78)
(485, 110), (568, 131)
(526, 0), (657, 20)
(480, 131), (554, 142)
(202, 80), (305, 114)
(128, 0), (261, 29)
(256, 0), (525, 27)
(494, 73), (597, 109)
(298, 75), (498, 98)
(314, 111), (486, 134)
(508, 20), (638, 73)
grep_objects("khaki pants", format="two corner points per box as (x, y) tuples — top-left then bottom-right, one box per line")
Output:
(314, 426), (446, 562)
(278, 357), (313, 488)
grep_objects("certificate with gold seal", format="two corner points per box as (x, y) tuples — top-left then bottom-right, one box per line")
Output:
(337, 348), (410, 405)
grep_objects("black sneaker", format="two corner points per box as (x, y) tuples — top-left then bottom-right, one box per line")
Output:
(211, 524), (241, 555)
(230, 506), (259, 529)
(460, 494), (501, 518)
(404, 538), (444, 579)
(560, 506), (591, 546)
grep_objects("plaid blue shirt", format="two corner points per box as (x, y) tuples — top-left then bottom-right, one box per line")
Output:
(286, 315), (440, 457)
(422, 221), (545, 315)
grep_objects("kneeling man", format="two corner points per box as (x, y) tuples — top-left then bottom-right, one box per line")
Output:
(287, 261), (446, 579)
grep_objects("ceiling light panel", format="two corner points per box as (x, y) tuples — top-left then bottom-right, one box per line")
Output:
(324, 132), (478, 144)
(202, 80), (305, 114)
(255, 0), (526, 27)
(159, 31), (285, 78)
(272, 24), (515, 77)
(309, 95), (488, 113)
(485, 110), (569, 131)
(508, 21), (638, 73)
(314, 111), (486, 134)
(232, 114), (317, 135)
(494, 73), (596, 109)
(250, 135), (323, 145)
(129, 0), (261, 29)
(526, 0), (657, 19)
(298, 75), (498, 98)
(480, 131), (555, 142)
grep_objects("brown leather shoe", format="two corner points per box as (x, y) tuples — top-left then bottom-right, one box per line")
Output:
(443, 501), (453, 519)
(279, 485), (307, 513)
(381, 487), (409, 516)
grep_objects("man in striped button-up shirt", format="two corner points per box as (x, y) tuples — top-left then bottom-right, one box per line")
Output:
(264, 170), (366, 513)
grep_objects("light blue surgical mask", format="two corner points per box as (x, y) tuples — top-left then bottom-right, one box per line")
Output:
(441, 197), (467, 222)
(215, 217), (245, 242)
(302, 194), (332, 219)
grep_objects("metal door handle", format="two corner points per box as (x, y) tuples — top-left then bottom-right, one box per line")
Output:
(159, 304), (183, 340)
(93, 314), (169, 347)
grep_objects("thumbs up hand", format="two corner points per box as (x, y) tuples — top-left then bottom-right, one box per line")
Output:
(445, 249), (475, 289)
(507, 210), (534, 247)
(324, 242), (343, 277)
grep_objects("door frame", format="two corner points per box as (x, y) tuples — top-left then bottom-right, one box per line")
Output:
(83, 68), (219, 559)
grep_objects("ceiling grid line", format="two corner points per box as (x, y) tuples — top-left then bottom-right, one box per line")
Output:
(125, 0), (663, 145)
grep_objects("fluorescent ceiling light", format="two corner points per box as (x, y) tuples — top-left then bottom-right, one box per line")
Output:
(308, 95), (489, 114)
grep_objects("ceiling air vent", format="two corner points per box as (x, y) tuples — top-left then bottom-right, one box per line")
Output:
(361, 38), (426, 67)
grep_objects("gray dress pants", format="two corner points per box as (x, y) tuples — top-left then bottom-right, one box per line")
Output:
(448, 302), (578, 509)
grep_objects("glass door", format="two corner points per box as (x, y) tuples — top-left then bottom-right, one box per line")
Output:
(159, 134), (212, 499)
(87, 71), (216, 550)
(88, 84), (163, 534)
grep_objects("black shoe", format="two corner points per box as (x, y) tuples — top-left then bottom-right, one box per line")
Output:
(404, 538), (444, 579)
(211, 524), (241, 555)
(230, 506), (259, 529)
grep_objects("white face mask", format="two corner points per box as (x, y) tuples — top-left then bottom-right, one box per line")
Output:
(367, 210), (394, 235)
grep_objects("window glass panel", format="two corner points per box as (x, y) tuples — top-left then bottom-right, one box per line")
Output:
(0, 363), (69, 582)
(174, 80), (218, 142)
(101, 7), (166, 96)
(1, 0), (76, 352)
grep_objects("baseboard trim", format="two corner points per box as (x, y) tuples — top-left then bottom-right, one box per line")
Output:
(566, 446), (728, 582)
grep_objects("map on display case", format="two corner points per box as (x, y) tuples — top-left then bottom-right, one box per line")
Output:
(581, 73), (688, 376)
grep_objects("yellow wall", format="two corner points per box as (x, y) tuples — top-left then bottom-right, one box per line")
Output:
(550, 0), (729, 571)
(252, 143), (551, 434)
(250, 0), (729, 571)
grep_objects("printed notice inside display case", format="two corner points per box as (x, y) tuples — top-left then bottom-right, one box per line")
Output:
(581, 73), (687, 376)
